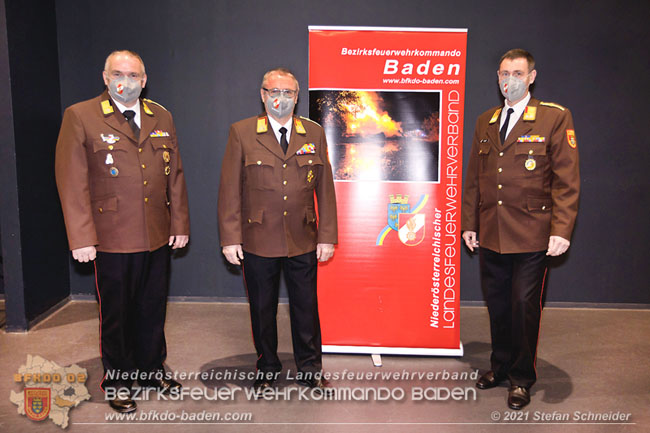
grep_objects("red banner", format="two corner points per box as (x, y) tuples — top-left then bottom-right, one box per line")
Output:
(310, 26), (467, 355)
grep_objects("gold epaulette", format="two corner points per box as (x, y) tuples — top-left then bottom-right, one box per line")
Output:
(539, 101), (566, 111)
(143, 98), (168, 111)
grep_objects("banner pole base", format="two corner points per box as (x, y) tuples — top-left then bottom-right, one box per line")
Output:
(371, 354), (382, 367)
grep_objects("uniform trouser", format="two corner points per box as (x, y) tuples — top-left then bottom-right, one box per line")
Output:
(95, 245), (170, 391)
(479, 247), (548, 389)
(242, 251), (322, 375)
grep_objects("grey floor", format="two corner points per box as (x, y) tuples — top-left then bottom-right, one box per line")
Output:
(1, 301), (648, 433)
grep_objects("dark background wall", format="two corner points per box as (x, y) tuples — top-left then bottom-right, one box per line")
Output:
(2, 0), (648, 313)
(0, 0), (69, 330)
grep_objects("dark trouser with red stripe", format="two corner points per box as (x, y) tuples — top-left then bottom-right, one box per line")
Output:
(479, 247), (547, 389)
(242, 251), (322, 375)
(95, 246), (170, 391)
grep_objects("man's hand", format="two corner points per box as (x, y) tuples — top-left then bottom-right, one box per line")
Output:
(72, 246), (96, 263)
(222, 244), (244, 265)
(547, 235), (570, 256)
(169, 235), (189, 249)
(316, 243), (335, 262)
(462, 231), (479, 252)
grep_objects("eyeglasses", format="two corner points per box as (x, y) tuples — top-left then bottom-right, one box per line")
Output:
(108, 71), (143, 80)
(262, 88), (297, 98)
(497, 70), (528, 80)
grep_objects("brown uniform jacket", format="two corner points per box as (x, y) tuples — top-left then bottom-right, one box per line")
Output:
(461, 97), (580, 253)
(55, 91), (190, 253)
(218, 115), (338, 257)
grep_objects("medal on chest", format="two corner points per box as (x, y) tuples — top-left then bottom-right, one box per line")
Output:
(525, 156), (536, 171)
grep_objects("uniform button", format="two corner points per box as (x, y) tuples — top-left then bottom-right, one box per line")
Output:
(108, 145), (114, 150)
(144, 197), (149, 203)
(308, 159), (313, 164)
(163, 144), (167, 148)
(98, 207), (103, 213)
(283, 195), (287, 200)
(498, 167), (503, 173)
(141, 164), (146, 169)
(143, 180), (148, 186)
(529, 149), (534, 155)
(283, 163), (287, 168)
(138, 148), (143, 153)
(499, 151), (504, 157)
(248, 218), (252, 223)
(498, 184), (503, 189)
(498, 200), (503, 206)
(283, 211), (287, 216)
(283, 180), (287, 185)
(257, 160), (262, 165)
(541, 205), (546, 210)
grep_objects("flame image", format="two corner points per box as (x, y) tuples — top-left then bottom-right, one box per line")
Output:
(340, 92), (402, 137)
(311, 90), (440, 182)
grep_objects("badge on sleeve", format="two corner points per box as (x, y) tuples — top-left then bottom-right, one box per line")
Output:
(566, 129), (577, 148)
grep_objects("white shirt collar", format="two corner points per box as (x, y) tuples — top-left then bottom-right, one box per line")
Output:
(267, 115), (293, 145)
(111, 97), (142, 128)
(500, 92), (531, 139)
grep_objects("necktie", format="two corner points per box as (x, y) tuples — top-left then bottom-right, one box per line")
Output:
(123, 110), (140, 139)
(279, 127), (288, 154)
(500, 108), (514, 144)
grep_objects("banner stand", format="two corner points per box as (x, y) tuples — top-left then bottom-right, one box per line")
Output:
(310, 26), (468, 358)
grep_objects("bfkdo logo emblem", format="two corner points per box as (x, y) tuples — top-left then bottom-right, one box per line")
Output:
(24, 388), (50, 421)
(376, 194), (428, 246)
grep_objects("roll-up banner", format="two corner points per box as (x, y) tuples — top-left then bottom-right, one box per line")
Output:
(309, 26), (467, 356)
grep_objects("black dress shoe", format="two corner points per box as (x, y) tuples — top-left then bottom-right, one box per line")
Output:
(476, 371), (505, 390)
(296, 377), (333, 396)
(507, 386), (531, 410)
(252, 378), (275, 396)
(109, 395), (137, 413)
(139, 377), (182, 395)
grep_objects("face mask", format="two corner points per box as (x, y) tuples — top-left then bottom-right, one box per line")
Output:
(107, 75), (143, 104)
(499, 75), (528, 103)
(265, 95), (295, 119)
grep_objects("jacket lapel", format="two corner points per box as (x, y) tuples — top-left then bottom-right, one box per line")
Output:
(139, 100), (157, 145)
(285, 117), (307, 159)
(100, 93), (139, 144)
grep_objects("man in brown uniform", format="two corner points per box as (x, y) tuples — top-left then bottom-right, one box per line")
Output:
(461, 49), (579, 410)
(218, 68), (337, 393)
(55, 50), (190, 413)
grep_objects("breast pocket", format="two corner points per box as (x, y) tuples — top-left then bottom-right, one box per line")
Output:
(92, 140), (130, 178)
(296, 154), (323, 189)
(514, 142), (547, 177)
(244, 154), (276, 190)
(478, 139), (492, 174)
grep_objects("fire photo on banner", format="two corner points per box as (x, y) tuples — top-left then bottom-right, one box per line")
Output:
(309, 26), (467, 355)
(309, 90), (440, 182)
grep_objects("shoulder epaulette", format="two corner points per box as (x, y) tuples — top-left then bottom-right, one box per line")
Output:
(299, 116), (322, 127)
(143, 98), (168, 111)
(539, 101), (566, 111)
